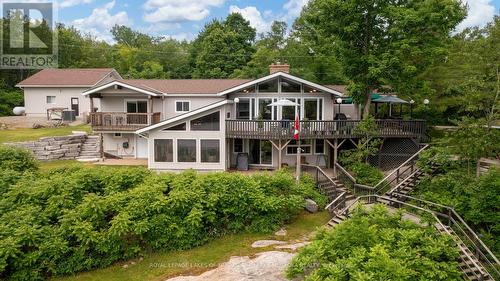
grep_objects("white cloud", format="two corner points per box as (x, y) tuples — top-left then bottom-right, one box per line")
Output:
(229, 5), (271, 34)
(456, 0), (496, 31)
(143, 0), (224, 23)
(59, 0), (93, 8)
(163, 32), (196, 41)
(72, 0), (129, 42)
(282, 0), (310, 20)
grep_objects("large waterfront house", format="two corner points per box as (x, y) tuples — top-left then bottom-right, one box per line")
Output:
(17, 64), (426, 171)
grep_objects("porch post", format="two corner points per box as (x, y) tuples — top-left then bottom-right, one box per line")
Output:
(89, 97), (94, 113)
(148, 96), (153, 124)
(296, 139), (301, 182)
(278, 139), (282, 170)
(333, 138), (338, 177)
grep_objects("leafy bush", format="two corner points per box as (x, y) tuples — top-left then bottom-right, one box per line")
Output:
(0, 145), (38, 172)
(286, 204), (462, 281)
(0, 167), (323, 280)
(348, 162), (384, 186)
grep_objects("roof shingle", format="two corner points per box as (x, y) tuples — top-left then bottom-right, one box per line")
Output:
(17, 68), (116, 87)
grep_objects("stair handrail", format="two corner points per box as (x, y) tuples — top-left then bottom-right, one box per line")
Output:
(334, 162), (356, 184)
(432, 213), (487, 281)
(325, 191), (346, 212)
(386, 169), (421, 196)
(392, 193), (500, 278)
(373, 144), (429, 193)
(334, 194), (496, 280)
(301, 164), (340, 189)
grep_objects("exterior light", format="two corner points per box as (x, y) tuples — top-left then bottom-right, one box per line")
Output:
(234, 98), (240, 103)
(336, 98), (342, 104)
(410, 100), (415, 104)
(423, 99), (429, 105)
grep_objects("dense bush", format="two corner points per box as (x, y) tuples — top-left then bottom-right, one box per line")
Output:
(349, 162), (384, 186)
(0, 145), (38, 172)
(286, 205), (462, 280)
(0, 162), (323, 280)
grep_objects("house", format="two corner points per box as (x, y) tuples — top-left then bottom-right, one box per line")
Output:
(16, 68), (121, 118)
(77, 63), (425, 171)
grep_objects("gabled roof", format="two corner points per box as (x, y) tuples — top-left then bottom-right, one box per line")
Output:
(82, 80), (163, 96)
(16, 68), (119, 87)
(217, 72), (344, 96)
(136, 99), (230, 134)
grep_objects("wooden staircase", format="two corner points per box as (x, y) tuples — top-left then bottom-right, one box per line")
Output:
(436, 224), (494, 281)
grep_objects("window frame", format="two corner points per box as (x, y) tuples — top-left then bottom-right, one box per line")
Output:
(190, 111), (220, 131)
(177, 139), (197, 163)
(154, 139), (174, 163)
(314, 139), (325, 155)
(200, 139), (220, 163)
(286, 139), (313, 155)
(233, 139), (244, 153)
(175, 100), (191, 113)
(46, 96), (56, 104)
(124, 99), (148, 113)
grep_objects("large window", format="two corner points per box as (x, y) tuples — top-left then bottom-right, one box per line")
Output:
(175, 101), (190, 112)
(126, 100), (147, 113)
(280, 78), (301, 92)
(287, 139), (312, 155)
(236, 99), (250, 119)
(201, 140), (220, 163)
(258, 98), (273, 120)
(46, 96), (56, 104)
(258, 78), (278, 92)
(177, 139), (196, 162)
(315, 139), (325, 154)
(191, 111), (220, 131)
(304, 98), (323, 120)
(154, 139), (173, 162)
(281, 98), (300, 120)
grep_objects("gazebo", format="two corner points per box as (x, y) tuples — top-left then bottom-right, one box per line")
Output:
(372, 95), (409, 118)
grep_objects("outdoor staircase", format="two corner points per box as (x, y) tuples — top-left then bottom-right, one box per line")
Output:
(76, 135), (102, 162)
(435, 224), (495, 281)
(318, 178), (356, 202)
(385, 162), (441, 201)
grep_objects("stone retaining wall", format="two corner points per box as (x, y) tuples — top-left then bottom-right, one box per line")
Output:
(5, 134), (88, 161)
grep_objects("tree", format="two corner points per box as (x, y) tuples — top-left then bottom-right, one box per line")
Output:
(192, 13), (256, 78)
(111, 25), (156, 48)
(298, 0), (466, 117)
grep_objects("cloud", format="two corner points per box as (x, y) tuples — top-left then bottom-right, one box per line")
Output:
(72, 0), (129, 42)
(456, 0), (496, 31)
(143, 0), (224, 23)
(229, 5), (271, 34)
(162, 32), (196, 41)
(59, 0), (93, 8)
(282, 0), (310, 20)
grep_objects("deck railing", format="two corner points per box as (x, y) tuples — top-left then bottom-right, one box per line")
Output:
(88, 112), (161, 131)
(225, 119), (426, 140)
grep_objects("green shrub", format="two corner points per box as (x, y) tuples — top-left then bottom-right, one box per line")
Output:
(0, 166), (324, 280)
(349, 162), (384, 186)
(287, 204), (462, 281)
(0, 145), (38, 172)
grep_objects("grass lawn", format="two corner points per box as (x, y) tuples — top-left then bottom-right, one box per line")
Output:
(0, 124), (92, 143)
(52, 211), (329, 281)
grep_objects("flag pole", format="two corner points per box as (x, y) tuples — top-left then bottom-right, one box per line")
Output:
(295, 109), (300, 182)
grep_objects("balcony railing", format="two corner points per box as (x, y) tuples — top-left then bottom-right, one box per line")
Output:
(226, 119), (426, 140)
(89, 112), (161, 131)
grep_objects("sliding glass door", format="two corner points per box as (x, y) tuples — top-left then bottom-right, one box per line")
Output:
(249, 139), (272, 165)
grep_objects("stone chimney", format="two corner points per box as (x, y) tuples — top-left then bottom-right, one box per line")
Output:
(269, 62), (290, 74)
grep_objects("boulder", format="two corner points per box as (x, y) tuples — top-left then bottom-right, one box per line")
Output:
(304, 199), (319, 213)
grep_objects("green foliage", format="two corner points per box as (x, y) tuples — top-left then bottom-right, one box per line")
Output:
(192, 13), (256, 78)
(349, 162), (384, 186)
(341, 116), (382, 165)
(0, 145), (38, 173)
(0, 166), (322, 280)
(0, 86), (23, 116)
(287, 204), (462, 280)
(298, 0), (466, 116)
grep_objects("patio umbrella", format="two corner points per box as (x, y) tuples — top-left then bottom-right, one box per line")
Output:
(267, 99), (300, 107)
(372, 95), (409, 117)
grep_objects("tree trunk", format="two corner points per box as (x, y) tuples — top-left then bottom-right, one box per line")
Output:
(362, 89), (371, 118)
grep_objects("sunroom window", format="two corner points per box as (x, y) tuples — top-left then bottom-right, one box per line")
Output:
(190, 111), (220, 131)
(258, 78), (278, 92)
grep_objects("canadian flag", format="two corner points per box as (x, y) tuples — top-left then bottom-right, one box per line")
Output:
(294, 114), (299, 140)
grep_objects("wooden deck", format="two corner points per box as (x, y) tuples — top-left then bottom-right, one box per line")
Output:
(88, 112), (161, 131)
(226, 119), (426, 140)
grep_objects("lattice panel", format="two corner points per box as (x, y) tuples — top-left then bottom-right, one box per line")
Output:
(369, 138), (419, 171)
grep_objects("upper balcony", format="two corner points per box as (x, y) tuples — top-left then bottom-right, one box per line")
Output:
(88, 112), (161, 131)
(226, 119), (427, 141)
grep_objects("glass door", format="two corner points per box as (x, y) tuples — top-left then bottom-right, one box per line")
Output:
(249, 140), (272, 165)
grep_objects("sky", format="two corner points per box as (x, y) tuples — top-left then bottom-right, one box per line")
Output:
(52, 0), (500, 43)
